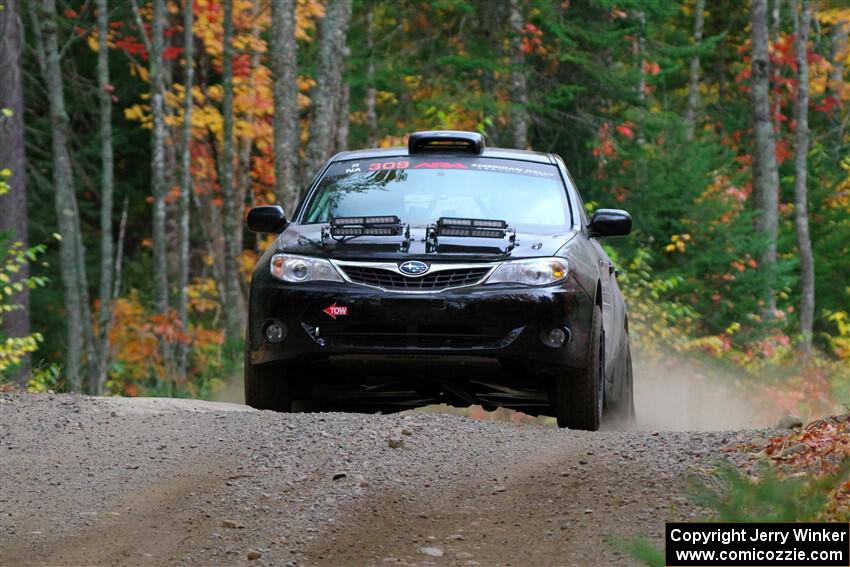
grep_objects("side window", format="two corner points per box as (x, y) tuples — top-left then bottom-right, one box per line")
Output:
(563, 168), (590, 228)
(575, 191), (590, 227)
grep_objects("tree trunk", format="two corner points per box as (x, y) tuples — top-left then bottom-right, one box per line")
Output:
(685, 0), (705, 141)
(221, 0), (245, 343)
(828, 18), (848, 145)
(365, 6), (377, 148)
(636, 10), (647, 108)
(771, 0), (782, 41)
(234, 0), (262, 301)
(114, 196), (128, 302)
(829, 19), (848, 94)
(177, 0), (194, 380)
(192, 183), (226, 303)
(271, 0), (300, 214)
(477, 0), (505, 144)
(508, 0), (529, 149)
(770, 0), (783, 135)
(0, 0), (30, 385)
(33, 0), (91, 391)
(751, 0), (781, 317)
(73, 185), (98, 392)
(94, 0), (114, 394)
(334, 81), (350, 152)
(150, 0), (169, 320)
(302, 0), (352, 188)
(792, 0), (815, 357)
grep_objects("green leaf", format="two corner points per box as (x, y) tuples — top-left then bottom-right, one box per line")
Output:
(1, 108), (12, 118)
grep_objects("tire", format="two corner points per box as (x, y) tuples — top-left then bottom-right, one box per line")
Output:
(555, 305), (604, 431)
(607, 336), (636, 426)
(243, 349), (292, 412)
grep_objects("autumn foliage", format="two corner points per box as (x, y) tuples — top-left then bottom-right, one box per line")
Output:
(2, 1), (846, 413)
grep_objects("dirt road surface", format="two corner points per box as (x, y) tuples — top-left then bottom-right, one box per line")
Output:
(0, 392), (771, 566)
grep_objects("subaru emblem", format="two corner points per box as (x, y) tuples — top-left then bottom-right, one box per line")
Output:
(398, 260), (429, 276)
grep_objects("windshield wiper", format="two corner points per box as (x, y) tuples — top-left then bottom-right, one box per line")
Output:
(426, 217), (518, 253)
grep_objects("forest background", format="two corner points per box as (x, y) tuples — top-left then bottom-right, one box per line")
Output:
(0, 0), (848, 421)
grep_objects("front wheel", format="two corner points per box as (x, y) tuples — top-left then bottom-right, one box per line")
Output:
(607, 336), (636, 426)
(244, 350), (292, 412)
(554, 305), (604, 431)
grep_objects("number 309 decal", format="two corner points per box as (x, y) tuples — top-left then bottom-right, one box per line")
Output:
(369, 160), (409, 171)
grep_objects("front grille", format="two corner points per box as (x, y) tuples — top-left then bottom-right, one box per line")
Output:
(339, 265), (491, 291)
(320, 325), (525, 350)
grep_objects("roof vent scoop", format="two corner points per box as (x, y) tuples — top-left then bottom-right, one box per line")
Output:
(408, 130), (485, 155)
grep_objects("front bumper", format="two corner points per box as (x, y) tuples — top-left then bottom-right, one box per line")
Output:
(248, 275), (594, 370)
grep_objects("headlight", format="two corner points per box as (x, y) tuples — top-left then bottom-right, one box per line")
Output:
(486, 257), (568, 286)
(269, 254), (343, 283)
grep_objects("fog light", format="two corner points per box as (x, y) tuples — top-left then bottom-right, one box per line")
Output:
(540, 327), (570, 348)
(263, 321), (286, 343)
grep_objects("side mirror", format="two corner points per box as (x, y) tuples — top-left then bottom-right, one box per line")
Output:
(246, 205), (288, 233)
(588, 209), (632, 237)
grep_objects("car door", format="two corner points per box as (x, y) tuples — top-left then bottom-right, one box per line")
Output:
(562, 164), (623, 373)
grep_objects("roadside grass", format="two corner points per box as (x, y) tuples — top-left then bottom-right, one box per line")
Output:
(689, 460), (850, 523)
(611, 415), (850, 566)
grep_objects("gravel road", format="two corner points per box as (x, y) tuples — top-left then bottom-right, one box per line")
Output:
(0, 392), (773, 566)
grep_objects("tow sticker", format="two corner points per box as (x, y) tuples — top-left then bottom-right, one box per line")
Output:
(323, 303), (349, 320)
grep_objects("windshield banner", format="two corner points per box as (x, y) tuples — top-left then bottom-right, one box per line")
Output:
(326, 157), (560, 179)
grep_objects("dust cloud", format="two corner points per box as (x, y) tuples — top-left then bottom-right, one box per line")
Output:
(213, 377), (246, 405)
(631, 355), (774, 431)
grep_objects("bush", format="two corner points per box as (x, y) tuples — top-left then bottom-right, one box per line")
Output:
(0, 167), (49, 380)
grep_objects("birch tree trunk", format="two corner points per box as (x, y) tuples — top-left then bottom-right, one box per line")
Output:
(33, 0), (89, 390)
(0, 0), (30, 385)
(113, 196), (128, 302)
(302, 0), (352, 188)
(365, 6), (377, 148)
(828, 18), (848, 144)
(751, 0), (780, 315)
(792, 0), (815, 357)
(335, 82), (350, 152)
(150, 0), (169, 322)
(221, 0), (246, 342)
(508, 0), (529, 149)
(829, 19), (848, 95)
(771, 0), (782, 41)
(94, 0), (114, 394)
(770, 0), (782, 135)
(177, 0), (194, 379)
(271, 0), (300, 214)
(685, 0), (705, 141)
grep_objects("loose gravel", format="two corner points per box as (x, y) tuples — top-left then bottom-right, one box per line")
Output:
(0, 392), (776, 566)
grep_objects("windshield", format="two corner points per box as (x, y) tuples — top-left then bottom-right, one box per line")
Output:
(302, 157), (570, 229)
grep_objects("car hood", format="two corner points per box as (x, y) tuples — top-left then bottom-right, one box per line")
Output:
(276, 224), (577, 262)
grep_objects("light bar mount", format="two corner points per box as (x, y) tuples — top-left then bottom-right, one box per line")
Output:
(425, 217), (517, 253)
(322, 215), (411, 251)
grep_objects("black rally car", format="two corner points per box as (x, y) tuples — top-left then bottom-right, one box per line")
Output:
(244, 131), (633, 430)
